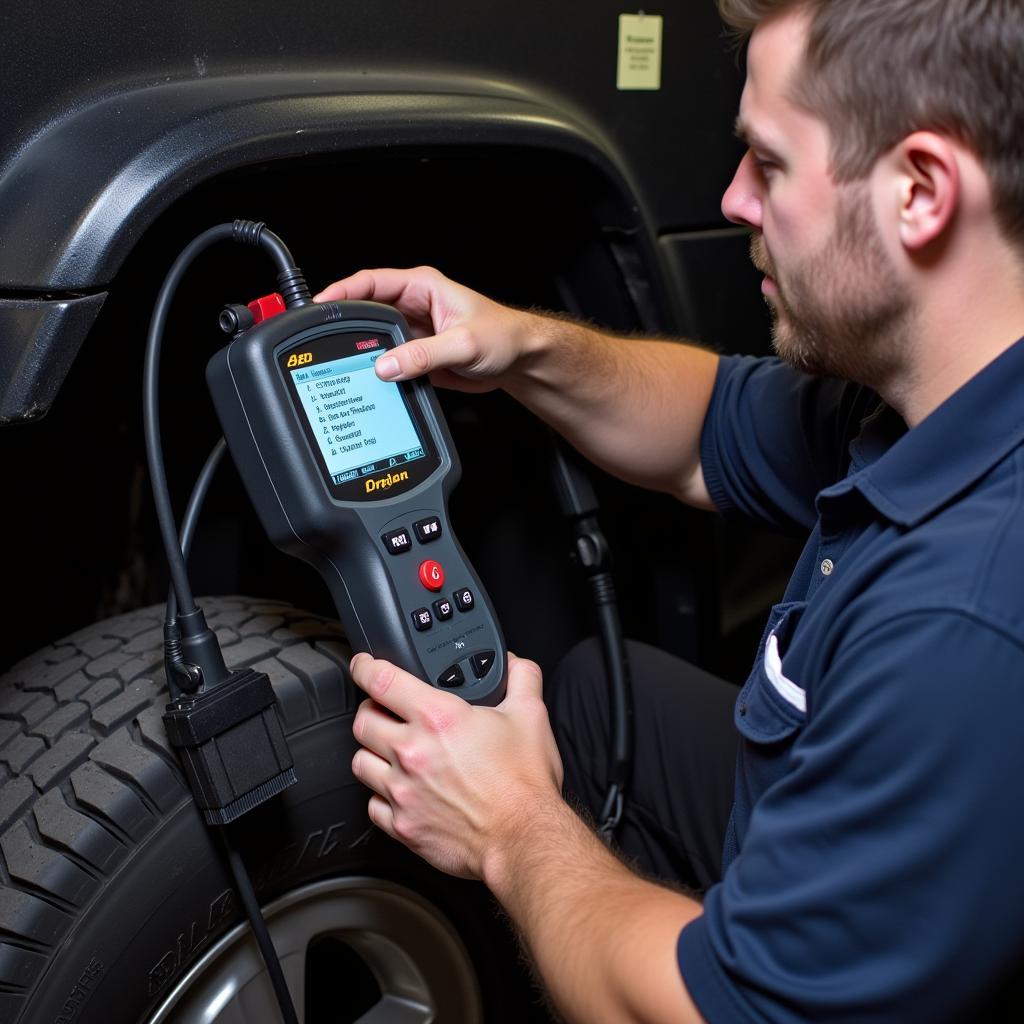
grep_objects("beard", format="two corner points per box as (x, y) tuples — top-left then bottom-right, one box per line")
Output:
(750, 185), (914, 390)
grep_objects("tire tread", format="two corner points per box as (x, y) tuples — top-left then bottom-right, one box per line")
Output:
(0, 595), (351, 1021)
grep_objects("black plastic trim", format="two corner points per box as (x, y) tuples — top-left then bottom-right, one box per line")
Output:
(0, 72), (646, 291)
(0, 294), (106, 423)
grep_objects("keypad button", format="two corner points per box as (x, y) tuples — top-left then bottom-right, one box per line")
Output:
(414, 516), (443, 543)
(383, 528), (412, 555)
(432, 598), (454, 621)
(437, 664), (465, 688)
(453, 587), (474, 612)
(470, 651), (495, 678)
(411, 608), (433, 632)
(418, 560), (445, 592)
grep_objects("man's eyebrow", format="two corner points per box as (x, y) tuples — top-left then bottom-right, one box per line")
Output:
(734, 116), (784, 160)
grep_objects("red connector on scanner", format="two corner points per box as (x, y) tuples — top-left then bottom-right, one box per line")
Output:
(247, 293), (287, 324)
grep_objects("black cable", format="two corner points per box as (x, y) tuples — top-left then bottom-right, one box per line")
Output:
(232, 220), (312, 308)
(144, 223), (236, 621)
(146, 222), (305, 1024)
(166, 437), (228, 625)
(219, 829), (300, 1024)
(166, 439), (299, 1023)
(145, 221), (312, 625)
(146, 221), (313, 699)
(165, 374), (298, 1024)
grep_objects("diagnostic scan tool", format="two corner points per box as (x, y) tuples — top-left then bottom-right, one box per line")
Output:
(208, 299), (507, 704)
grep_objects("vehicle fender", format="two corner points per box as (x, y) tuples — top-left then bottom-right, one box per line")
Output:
(0, 73), (652, 422)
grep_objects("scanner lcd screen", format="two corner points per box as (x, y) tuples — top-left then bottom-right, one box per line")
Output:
(287, 333), (428, 486)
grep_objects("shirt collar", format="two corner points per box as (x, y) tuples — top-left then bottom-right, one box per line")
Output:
(821, 334), (1024, 528)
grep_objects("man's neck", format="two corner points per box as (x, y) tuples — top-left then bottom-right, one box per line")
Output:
(883, 249), (1024, 428)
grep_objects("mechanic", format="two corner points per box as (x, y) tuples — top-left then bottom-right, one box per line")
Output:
(315, 1), (1024, 1020)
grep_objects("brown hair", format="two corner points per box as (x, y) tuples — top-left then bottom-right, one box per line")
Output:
(717, 0), (1024, 251)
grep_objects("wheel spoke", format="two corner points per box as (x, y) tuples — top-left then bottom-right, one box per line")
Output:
(354, 994), (432, 1024)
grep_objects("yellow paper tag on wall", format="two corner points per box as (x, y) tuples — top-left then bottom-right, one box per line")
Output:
(617, 13), (663, 90)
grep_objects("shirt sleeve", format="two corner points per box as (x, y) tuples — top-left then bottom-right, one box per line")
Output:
(677, 609), (1024, 1023)
(700, 355), (877, 534)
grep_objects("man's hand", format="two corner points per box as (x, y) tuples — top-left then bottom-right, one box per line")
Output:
(350, 650), (705, 1024)
(316, 265), (718, 509)
(315, 266), (544, 394)
(349, 651), (564, 879)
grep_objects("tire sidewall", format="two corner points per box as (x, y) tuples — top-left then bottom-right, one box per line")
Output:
(32, 716), (379, 1024)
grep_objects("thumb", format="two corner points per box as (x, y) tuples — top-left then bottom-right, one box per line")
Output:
(374, 326), (476, 383)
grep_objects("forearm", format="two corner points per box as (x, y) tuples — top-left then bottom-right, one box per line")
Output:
(504, 313), (719, 508)
(484, 795), (705, 1024)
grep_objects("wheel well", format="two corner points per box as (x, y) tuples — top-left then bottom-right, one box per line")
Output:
(1, 146), (724, 678)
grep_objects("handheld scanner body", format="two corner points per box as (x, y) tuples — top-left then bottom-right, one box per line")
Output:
(207, 300), (507, 705)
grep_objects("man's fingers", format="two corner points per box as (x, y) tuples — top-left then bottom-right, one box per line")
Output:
(352, 698), (404, 760)
(367, 794), (397, 839)
(315, 271), (480, 384)
(352, 746), (393, 797)
(504, 654), (544, 702)
(314, 268), (426, 305)
(350, 652), (456, 723)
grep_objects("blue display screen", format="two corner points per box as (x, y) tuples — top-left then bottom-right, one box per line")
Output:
(290, 345), (427, 485)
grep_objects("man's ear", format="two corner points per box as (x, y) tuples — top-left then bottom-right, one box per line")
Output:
(894, 131), (960, 251)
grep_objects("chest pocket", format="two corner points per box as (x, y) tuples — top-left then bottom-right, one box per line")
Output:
(724, 600), (809, 865)
(735, 600), (808, 742)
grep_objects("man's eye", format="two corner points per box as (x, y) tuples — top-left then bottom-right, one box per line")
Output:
(753, 155), (778, 174)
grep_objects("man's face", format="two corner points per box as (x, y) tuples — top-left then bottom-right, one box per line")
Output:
(721, 11), (913, 387)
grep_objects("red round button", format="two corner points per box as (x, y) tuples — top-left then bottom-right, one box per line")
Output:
(418, 559), (445, 592)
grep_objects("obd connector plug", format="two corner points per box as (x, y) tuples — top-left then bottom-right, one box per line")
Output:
(163, 667), (296, 825)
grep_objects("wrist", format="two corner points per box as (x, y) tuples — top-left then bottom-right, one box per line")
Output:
(504, 310), (602, 397)
(480, 790), (583, 902)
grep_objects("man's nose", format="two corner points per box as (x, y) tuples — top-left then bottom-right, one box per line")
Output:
(721, 150), (763, 229)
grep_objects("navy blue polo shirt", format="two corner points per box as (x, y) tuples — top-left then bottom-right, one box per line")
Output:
(679, 338), (1024, 1022)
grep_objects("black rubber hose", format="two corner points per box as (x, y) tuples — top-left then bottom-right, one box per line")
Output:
(590, 574), (633, 837)
(548, 439), (634, 839)
(144, 224), (236, 622)
(592, 576), (632, 790)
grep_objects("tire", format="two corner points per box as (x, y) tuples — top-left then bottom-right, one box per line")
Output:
(0, 597), (548, 1024)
